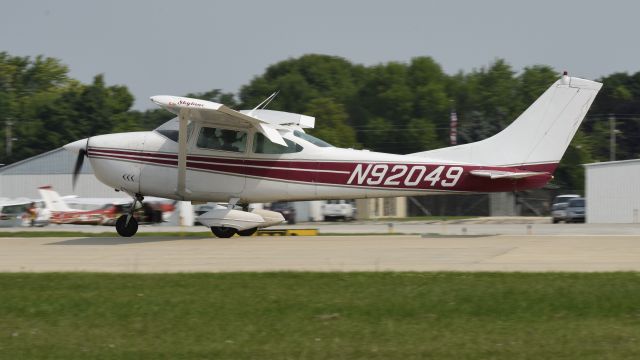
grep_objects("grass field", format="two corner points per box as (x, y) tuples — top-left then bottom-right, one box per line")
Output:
(1, 272), (639, 359)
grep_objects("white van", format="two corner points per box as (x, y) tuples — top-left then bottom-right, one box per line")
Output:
(322, 200), (355, 221)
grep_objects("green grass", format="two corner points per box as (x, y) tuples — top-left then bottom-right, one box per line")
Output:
(1, 273), (640, 359)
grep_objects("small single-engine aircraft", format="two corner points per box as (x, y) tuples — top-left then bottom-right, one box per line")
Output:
(38, 186), (175, 226)
(64, 73), (602, 237)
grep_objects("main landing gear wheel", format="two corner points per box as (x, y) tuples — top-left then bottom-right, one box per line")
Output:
(211, 226), (237, 238)
(237, 227), (258, 237)
(116, 215), (138, 237)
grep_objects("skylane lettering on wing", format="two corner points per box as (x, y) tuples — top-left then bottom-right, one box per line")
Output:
(177, 99), (205, 108)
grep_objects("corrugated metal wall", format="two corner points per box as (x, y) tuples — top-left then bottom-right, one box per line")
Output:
(586, 160), (640, 223)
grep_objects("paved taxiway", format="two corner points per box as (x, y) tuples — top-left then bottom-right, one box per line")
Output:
(16, 220), (640, 236)
(2, 234), (640, 272)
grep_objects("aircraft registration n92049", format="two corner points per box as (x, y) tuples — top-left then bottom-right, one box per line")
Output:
(63, 73), (602, 238)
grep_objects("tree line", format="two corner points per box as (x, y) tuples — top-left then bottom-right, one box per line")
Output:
(1, 51), (639, 191)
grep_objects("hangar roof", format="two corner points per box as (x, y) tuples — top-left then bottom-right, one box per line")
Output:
(584, 159), (640, 168)
(0, 148), (93, 175)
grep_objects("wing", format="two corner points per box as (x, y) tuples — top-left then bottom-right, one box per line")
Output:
(150, 95), (287, 146)
(151, 95), (316, 199)
(469, 169), (549, 179)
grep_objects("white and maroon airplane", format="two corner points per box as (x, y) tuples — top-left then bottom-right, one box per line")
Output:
(64, 73), (601, 237)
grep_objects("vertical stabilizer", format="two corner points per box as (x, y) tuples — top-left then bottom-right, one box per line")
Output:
(412, 74), (602, 168)
(38, 186), (72, 212)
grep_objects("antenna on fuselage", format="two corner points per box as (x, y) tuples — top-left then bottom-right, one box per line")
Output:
(248, 91), (279, 116)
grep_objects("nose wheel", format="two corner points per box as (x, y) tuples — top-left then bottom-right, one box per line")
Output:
(115, 193), (143, 237)
(116, 215), (138, 237)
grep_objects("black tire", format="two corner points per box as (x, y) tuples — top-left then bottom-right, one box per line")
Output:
(552, 219), (559, 224)
(115, 215), (138, 237)
(237, 227), (258, 237)
(211, 226), (237, 238)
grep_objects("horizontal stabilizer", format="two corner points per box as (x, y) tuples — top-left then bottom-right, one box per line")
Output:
(469, 169), (549, 179)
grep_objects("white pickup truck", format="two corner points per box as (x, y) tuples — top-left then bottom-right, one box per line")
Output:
(322, 200), (355, 221)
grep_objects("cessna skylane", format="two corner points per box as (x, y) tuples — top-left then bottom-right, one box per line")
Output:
(64, 73), (602, 237)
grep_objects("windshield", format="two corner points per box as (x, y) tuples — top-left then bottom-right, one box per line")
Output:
(569, 199), (585, 207)
(154, 118), (194, 142)
(293, 130), (333, 147)
(253, 133), (302, 154)
(553, 203), (568, 210)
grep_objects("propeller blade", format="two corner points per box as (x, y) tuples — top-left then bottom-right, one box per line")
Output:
(72, 148), (86, 190)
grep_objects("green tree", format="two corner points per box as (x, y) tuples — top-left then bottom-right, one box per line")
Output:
(305, 98), (358, 148)
(5, 71), (138, 161)
(239, 54), (365, 113)
(458, 59), (520, 142)
(518, 65), (557, 105)
(0, 53), (70, 163)
(552, 130), (593, 191)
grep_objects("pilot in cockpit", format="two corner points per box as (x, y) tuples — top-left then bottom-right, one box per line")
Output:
(220, 130), (239, 152)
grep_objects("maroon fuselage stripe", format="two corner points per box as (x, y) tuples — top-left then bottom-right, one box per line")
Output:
(87, 147), (555, 192)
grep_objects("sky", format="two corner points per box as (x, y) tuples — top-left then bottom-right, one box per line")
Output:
(2, 0), (639, 110)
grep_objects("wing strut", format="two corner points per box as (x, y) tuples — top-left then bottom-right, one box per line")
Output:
(176, 109), (190, 199)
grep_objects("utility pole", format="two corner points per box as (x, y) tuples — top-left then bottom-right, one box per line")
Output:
(609, 114), (616, 162)
(5, 118), (12, 159)
(449, 100), (457, 145)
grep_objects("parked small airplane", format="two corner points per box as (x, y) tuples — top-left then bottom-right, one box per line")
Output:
(63, 73), (602, 237)
(38, 186), (127, 225)
(38, 186), (174, 226)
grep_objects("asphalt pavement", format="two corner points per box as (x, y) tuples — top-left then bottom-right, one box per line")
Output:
(2, 234), (640, 272)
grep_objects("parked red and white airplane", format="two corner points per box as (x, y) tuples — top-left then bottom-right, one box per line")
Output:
(63, 73), (602, 237)
(38, 186), (122, 225)
(38, 186), (175, 225)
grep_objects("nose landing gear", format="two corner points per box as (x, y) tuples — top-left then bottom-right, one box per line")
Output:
(116, 215), (138, 237)
(115, 193), (143, 237)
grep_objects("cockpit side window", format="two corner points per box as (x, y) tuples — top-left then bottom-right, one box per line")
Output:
(293, 130), (333, 147)
(253, 133), (303, 154)
(197, 127), (247, 152)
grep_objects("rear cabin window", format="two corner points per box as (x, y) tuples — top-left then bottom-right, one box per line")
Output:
(197, 127), (247, 152)
(253, 133), (303, 154)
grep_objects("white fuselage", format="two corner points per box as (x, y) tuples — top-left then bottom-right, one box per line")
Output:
(85, 123), (552, 204)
